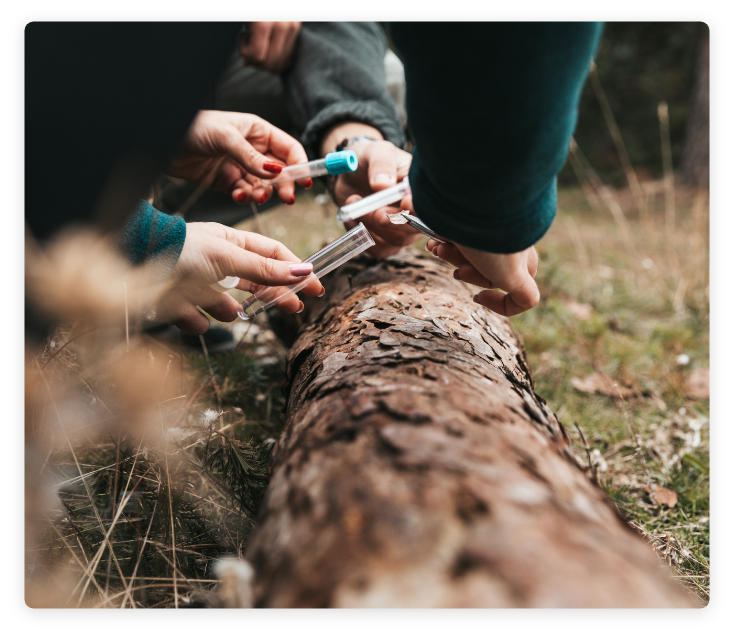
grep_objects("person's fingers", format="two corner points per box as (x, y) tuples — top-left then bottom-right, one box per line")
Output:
(473, 274), (540, 317)
(216, 242), (316, 287)
(229, 177), (255, 204)
(399, 193), (414, 213)
(160, 292), (211, 335)
(241, 22), (274, 66)
(527, 246), (539, 278)
(218, 227), (300, 262)
(366, 142), (399, 191)
(218, 131), (284, 180)
(430, 242), (471, 269)
(274, 294), (304, 314)
(182, 286), (242, 323)
(236, 273), (323, 299)
(273, 181), (296, 205)
(278, 22), (301, 71)
(454, 264), (494, 289)
(227, 114), (308, 170)
(264, 23), (290, 72)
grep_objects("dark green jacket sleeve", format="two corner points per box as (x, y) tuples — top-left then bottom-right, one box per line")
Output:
(390, 23), (603, 253)
(117, 201), (187, 282)
(283, 22), (406, 159)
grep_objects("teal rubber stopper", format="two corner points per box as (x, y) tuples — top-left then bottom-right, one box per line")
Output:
(324, 150), (358, 175)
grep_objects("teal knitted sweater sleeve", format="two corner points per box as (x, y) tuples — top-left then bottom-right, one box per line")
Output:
(390, 23), (603, 254)
(117, 200), (186, 281)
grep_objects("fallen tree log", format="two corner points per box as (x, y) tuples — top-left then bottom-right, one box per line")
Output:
(245, 249), (698, 608)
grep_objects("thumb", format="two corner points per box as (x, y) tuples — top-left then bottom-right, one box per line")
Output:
(212, 124), (282, 179)
(367, 143), (399, 191)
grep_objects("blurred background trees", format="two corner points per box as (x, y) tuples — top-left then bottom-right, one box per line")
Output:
(557, 22), (708, 188)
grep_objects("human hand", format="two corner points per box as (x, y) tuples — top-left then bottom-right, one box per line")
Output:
(398, 192), (540, 317)
(168, 110), (311, 207)
(426, 239), (540, 317)
(154, 223), (323, 335)
(332, 136), (419, 258)
(239, 22), (302, 73)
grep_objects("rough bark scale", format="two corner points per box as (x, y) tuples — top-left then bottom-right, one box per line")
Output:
(246, 249), (698, 608)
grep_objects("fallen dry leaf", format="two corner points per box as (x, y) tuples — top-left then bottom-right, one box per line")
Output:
(570, 373), (638, 398)
(564, 300), (593, 321)
(646, 485), (678, 508)
(684, 367), (709, 399)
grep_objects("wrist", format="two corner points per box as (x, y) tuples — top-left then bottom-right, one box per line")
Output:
(320, 122), (383, 157)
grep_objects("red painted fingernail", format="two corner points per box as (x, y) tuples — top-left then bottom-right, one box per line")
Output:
(258, 193), (268, 204)
(263, 161), (285, 173)
(287, 196), (295, 206)
(235, 191), (246, 202)
(303, 178), (313, 190)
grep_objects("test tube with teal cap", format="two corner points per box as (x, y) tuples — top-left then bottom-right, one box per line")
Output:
(260, 150), (358, 186)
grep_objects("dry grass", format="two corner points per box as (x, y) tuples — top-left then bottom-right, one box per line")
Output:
(25, 175), (708, 606)
(515, 183), (709, 600)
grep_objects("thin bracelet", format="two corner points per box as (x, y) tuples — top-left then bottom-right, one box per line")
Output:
(334, 135), (378, 153)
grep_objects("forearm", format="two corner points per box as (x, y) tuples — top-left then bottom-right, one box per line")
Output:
(391, 22), (603, 254)
(117, 201), (187, 282)
(283, 22), (405, 159)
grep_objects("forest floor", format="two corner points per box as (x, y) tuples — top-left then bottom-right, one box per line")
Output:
(234, 181), (710, 601)
(27, 181), (709, 607)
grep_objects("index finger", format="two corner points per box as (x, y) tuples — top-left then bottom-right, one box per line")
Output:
(474, 274), (540, 317)
(241, 22), (274, 64)
(221, 227), (302, 262)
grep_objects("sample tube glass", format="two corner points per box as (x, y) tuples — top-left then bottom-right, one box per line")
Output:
(261, 150), (358, 186)
(238, 223), (375, 321)
(336, 177), (411, 223)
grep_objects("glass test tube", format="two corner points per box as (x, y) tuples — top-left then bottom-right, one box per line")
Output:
(261, 150), (358, 186)
(336, 177), (411, 223)
(238, 223), (375, 321)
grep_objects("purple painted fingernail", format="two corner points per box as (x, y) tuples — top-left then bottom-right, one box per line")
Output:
(289, 263), (313, 276)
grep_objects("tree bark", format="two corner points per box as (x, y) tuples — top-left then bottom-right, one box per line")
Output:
(679, 25), (709, 189)
(245, 249), (699, 608)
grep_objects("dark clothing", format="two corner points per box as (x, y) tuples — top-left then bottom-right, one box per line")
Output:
(166, 22), (406, 224)
(117, 201), (187, 283)
(25, 22), (240, 244)
(390, 22), (603, 253)
(284, 22), (405, 159)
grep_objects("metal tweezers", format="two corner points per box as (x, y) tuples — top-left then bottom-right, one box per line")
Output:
(387, 211), (451, 244)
